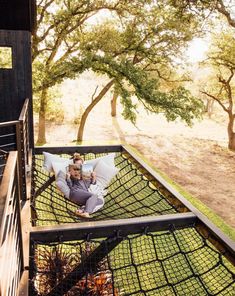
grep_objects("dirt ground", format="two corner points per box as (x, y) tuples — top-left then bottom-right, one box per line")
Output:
(34, 79), (235, 229)
(131, 135), (235, 228)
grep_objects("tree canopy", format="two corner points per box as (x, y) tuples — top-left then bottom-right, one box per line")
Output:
(171, 0), (235, 28)
(33, 0), (206, 143)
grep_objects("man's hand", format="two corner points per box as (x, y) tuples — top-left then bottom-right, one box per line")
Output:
(91, 171), (96, 182)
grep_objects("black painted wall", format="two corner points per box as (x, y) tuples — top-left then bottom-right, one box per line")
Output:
(0, 0), (36, 33)
(0, 30), (34, 146)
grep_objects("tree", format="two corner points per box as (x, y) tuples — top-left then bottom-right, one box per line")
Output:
(111, 87), (119, 117)
(171, 0), (235, 28)
(70, 4), (204, 141)
(33, 0), (204, 143)
(201, 30), (235, 150)
(33, 0), (128, 144)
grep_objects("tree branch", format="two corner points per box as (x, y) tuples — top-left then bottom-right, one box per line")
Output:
(216, 0), (235, 28)
(91, 86), (99, 101)
(201, 91), (228, 113)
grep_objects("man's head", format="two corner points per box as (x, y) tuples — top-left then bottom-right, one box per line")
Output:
(68, 164), (81, 179)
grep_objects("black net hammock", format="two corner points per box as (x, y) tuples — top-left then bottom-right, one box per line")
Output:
(31, 151), (179, 226)
(30, 148), (235, 296)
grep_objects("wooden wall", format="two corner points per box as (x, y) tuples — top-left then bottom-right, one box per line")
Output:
(0, 30), (34, 146)
(0, 0), (36, 33)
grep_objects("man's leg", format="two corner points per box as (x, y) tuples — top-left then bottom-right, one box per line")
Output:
(84, 194), (99, 213)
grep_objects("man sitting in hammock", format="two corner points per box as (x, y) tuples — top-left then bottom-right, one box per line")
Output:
(55, 152), (113, 217)
(66, 154), (100, 218)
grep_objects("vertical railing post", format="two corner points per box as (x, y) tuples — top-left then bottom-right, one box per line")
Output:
(18, 98), (31, 202)
(15, 154), (25, 273)
(19, 99), (30, 167)
(16, 121), (24, 202)
(25, 109), (30, 166)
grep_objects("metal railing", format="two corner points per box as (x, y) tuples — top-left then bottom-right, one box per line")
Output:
(0, 148), (8, 180)
(0, 98), (31, 201)
(0, 151), (24, 296)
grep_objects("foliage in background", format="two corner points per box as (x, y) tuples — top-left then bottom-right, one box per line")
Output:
(73, 104), (85, 125)
(171, 0), (235, 150)
(33, 0), (206, 144)
(200, 25), (235, 150)
(33, 85), (64, 123)
(171, 0), (235, 29)
(33, 0), (120, 143)
(0, 47), (12, 69)
(46, 97), (65, 123)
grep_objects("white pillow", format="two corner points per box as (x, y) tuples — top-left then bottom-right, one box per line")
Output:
(52, 161), (71, 177)
(85, 153), (116, 169)
(94, 159), (119, 188)
(43, 152), (72, 173)
(89, 184), (106, 213)
(55, 171), (70, 198)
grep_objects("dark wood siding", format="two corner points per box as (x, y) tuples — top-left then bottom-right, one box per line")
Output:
(0, 30), (34, 147)
(0, 0), (36, 33)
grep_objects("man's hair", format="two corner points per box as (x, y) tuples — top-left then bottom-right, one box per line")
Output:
(68, 164), (81, 171)
(73, 152), (83, 163)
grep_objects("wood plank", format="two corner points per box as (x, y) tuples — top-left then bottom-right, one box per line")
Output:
(18, 270), (29, 296)
(30, 212), (197, 242)
(34, 145), (123, 155)
(0, 151), (17, 234)
(19, 98), (29, 121)
(18, 200), (31, 296)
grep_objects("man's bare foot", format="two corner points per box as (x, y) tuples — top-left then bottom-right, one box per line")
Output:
(75, 209), (90, 218)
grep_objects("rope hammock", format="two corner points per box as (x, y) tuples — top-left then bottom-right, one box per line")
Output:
(31, 152), (178, 226)
(30, 151), (235, 295)
(31, 225), (235, 296)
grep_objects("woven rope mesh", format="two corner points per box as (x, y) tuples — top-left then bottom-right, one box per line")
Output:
(31, 225), (235, 296)
(32, 152), (178, 226)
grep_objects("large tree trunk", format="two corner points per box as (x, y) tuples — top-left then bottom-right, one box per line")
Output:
(111, 89), (118, 117)
(77, 79), (115, 142)
(37, 88), (48, 145)
(227, 113), (235, 151)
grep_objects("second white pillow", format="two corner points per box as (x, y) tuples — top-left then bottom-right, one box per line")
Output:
(94, 159), (119, 188)
(43, 151), (72, 173)
(85, 153), (116, 169)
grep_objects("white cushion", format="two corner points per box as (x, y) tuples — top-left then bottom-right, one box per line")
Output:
(43, 152), (72, 173)
(94, 159), (119, 188)
(55, 171), (70, 198)
(85, 153), (115, 169)
(43, 152), (116, 173)
(52, 161), (71, 177)
(89, 184), (106, 213)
